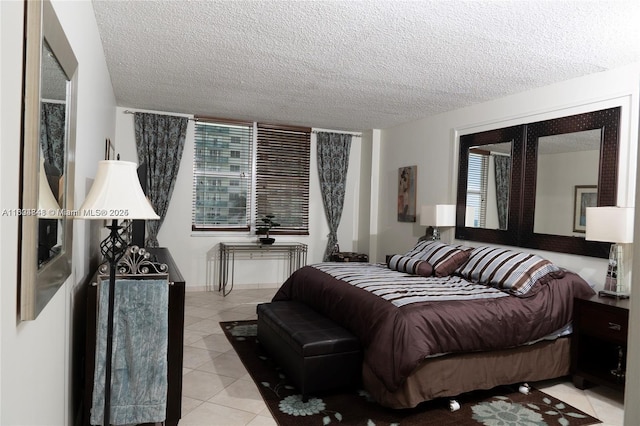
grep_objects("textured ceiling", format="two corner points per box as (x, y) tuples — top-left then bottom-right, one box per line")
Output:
(91, 0), (640, 131)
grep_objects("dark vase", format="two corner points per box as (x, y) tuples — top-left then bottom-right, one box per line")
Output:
(260, 237), (275, 245)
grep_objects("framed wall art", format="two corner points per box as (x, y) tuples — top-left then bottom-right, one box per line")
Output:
(397, 165), (417, 222)
(573, 185), (597, 233)
(104, 137), (115, 160)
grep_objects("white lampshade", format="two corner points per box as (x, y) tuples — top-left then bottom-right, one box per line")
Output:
(420, 204), (456, 227)
(38, 158), (62, 217)
(585, 207), (634, 243)
(76, 160), (159, 220)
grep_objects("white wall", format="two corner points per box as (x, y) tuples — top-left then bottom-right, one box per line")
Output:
(0, 1), (116, 424)
(375, 64), (640, 289)
(535, 149), (599, 236)
(114, 108), (365, 290)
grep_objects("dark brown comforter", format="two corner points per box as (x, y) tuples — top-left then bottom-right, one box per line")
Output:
(272, 263), (595, 393)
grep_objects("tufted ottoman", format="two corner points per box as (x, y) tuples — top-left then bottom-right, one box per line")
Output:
(256, 301), (362, 398)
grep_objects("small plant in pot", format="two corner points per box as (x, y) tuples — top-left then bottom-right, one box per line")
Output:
(256, 214), (280, 245)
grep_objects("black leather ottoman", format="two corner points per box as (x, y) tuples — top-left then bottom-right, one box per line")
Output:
(257, 301), (362, 397)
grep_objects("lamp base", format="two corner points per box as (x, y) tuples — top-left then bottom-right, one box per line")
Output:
(598, 290), (630, 299)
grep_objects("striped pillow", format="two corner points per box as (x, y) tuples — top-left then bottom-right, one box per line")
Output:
(455, 246), (561, 296)
(388, 254), (433, 277)
(404, 240), (471, 277)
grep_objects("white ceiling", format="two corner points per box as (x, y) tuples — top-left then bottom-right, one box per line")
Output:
(91, 0), (640, 131)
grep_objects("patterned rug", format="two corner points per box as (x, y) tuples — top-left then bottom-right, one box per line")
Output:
(221, 320), (601, 426)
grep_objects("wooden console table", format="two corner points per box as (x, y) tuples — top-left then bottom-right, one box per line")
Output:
(83, 247), (185, 426)
(218, 242), (307, 296)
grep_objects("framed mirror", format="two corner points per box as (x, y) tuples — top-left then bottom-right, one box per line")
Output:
(456, 107), (620, 259)
(456, 125), (524, 246)
(520, 107), (620, 257)
(19, 0), (77, 321)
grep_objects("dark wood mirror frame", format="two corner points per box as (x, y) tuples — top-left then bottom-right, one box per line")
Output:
(456, 107), (621, 259)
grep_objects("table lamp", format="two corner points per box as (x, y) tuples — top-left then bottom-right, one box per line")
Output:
(76, 160), (159, 426)
(585, 206), (634, 298)
(420, 204), (456, 241)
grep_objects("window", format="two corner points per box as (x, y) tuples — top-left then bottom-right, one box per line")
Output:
(256, 124), (311, 235)
(192, 119), (252, 230)
(192, 119), (311, 234)
(466, 150), (488, 227)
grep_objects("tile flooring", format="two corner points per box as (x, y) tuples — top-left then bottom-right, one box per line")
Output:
(180, 288), (625, 425)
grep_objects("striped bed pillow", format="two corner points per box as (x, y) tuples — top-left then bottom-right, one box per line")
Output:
(404, 240), (471, 277)
(387, 254), (433, 277)
(455, 246), (561, 296)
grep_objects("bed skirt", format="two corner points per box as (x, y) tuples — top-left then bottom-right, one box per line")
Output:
(362, 337), (570, 409)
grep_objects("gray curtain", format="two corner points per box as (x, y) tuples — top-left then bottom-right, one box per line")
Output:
(317, 132), (352, 261)
(40, 102), (66, 175)
(134, 112), (188, 247)
(494, 154), (510, 230)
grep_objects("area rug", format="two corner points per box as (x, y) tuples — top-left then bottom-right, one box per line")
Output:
(221, 320), (601, 426)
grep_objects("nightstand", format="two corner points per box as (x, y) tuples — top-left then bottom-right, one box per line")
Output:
(571, 295), (629, 392)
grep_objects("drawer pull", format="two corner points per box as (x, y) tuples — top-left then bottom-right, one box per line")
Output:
(608, 322), (622, 331)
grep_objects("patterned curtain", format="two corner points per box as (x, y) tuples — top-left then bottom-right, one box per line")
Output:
(39, 102), (66, 175)
(134, 112), (188, 247)
(317, 132), (352, 261)
(494, 154), (510, 230)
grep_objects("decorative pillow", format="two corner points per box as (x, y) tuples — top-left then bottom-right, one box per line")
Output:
(387, 254), (433, 277)
(404, 240), (471, 277)
(455, 246), (561, 296)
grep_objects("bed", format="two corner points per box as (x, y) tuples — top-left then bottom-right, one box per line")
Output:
(271, 241), (595, 408)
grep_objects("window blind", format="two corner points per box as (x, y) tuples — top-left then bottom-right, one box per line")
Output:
(192, 118), (253, 230)
(466, 151), (489, 227)
(256, 123), (311, 235)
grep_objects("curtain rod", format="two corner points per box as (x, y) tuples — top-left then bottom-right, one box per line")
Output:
(123, 110), (362, 136)
(312, 130), (362, 137)
(123, 109), (197, 121)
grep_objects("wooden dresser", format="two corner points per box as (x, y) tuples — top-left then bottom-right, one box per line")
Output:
(83, 247), (185, 425)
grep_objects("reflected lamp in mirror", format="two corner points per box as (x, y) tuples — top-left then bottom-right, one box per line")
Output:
(420, 205), (456, 241)
(585, 207), (634, 299)
(76, 160), (159, 426)
(38, 158), (62, 216)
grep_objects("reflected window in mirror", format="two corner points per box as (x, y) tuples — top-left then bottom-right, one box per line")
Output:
(38, 40), (68, 268)
(466, 143), (512, 231)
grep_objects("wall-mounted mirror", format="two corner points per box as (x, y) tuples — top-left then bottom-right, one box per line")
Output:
(456, 107), (620, 258)
(19, 0), (77, 320)
(456, 125), (524, 247)
(520, 107), (620, 257)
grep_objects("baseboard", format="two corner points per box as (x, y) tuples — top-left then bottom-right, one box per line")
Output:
(185, 283), (281, 292)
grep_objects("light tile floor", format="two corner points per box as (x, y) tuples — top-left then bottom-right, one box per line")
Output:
(180, 288), (625, 425)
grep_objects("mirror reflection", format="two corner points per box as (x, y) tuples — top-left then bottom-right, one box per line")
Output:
(533, 129), (601, 237)
(465, 141), (512, 230)
(38, 40), (68, 268)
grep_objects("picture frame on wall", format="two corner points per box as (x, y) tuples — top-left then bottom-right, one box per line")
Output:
(104, 137), (115, 160)
(398, 165), (417, 222)
(573, 185), (597, 233)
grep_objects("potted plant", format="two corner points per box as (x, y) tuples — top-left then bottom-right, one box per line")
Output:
(256, 214), (280, 245)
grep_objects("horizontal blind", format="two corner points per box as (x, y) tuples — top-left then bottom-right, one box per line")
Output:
(466, 152), (488, 227)
(192, 119), (253, 230)
(256, 123), (311, 234)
